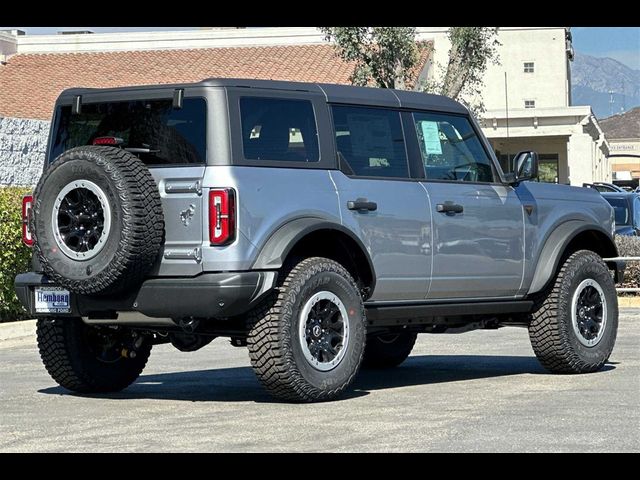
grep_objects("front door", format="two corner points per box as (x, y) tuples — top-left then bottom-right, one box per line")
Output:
(410, 111), (525, 300)
(330, 105), (432, 301)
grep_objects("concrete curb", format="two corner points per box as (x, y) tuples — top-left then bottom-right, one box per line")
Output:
(617, 297), (640, 308)
(0, 319), (36, 341)
(2, 296), (640, 342)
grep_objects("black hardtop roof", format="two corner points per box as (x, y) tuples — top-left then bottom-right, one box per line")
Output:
(58, 78), (468, 114)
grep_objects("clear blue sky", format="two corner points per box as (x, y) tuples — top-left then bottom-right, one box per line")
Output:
(572, 27), (640, 69)
(2, 26), (639, 70)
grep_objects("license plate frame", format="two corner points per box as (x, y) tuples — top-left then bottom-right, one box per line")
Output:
(34, 286), (71, 314)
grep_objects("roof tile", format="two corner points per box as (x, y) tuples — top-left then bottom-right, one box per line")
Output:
(0, 43), (430, 120)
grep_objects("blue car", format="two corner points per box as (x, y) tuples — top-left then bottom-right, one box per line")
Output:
(601, 192), (640, 236)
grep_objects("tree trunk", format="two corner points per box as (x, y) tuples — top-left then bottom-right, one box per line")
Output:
(393, 60), (406, 90)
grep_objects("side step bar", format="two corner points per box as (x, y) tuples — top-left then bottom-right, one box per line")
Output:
(364, 300), (534, 327)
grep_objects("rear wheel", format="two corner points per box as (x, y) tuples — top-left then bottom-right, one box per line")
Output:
(363, 332), (417, 369)
(36, 317), (152, 393)
(528, 250), (618, 373)
(247, 257), (366, 402)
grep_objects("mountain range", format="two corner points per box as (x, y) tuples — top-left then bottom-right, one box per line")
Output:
(571, 52), (640, 119)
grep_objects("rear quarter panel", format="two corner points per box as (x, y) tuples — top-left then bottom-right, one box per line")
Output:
(200, 166), (341, 271)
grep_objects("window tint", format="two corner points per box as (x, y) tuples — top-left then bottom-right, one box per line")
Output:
(413, 112), (496, 183)
(240, 97), (319, 162)
(604, 198), (630, 225)
(634, 197), (640, 228)
(331, 105), (408, 178)
(50, 98), (206, 166)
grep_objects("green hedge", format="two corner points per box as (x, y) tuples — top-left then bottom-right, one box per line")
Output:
(0, 187), (32, 322)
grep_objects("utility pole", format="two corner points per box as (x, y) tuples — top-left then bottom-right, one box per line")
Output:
(609, 89), (614, 116)
(504, 72), (510, 139)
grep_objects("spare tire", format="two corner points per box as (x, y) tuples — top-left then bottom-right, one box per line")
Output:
(32, 146), (164, 295)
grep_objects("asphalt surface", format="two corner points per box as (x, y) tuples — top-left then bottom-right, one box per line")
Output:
(1, 311), (639, 452)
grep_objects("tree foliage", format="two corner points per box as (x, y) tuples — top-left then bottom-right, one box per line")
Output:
(428, 27), (500, 114)
(319, 27), (419, 90)
(320, 26), (500, 113)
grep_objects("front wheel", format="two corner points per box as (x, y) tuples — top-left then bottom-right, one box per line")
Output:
(37, 317), (152, 393)
(247, 257), (366, 402)
(528, 250), (618, 373)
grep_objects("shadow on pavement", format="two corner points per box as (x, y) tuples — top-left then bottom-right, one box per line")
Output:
(38, 354), (616, 403)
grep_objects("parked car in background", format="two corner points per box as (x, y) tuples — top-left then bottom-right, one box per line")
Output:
(601, 192), (640, 236)
(583, 182), (627, 193)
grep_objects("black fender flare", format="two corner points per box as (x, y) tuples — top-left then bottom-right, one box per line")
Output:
(251, 217), (376, 291)
(528, 220), (618, 294)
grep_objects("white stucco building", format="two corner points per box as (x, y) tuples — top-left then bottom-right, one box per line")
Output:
(0, 26), (609, 186)
(419, 27), (610, 185)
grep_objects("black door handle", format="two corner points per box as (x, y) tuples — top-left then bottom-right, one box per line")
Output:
(436, 202), (464, 214)
(347, 199), (378, 211)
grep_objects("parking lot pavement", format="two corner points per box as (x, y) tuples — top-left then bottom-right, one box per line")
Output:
(1, 311), (638, 453)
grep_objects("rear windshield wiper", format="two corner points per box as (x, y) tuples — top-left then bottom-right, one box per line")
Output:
(124, 147), (160, 154)
(124, 143), (160, 154)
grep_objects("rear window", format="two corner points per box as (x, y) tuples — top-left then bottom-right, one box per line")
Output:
(604, 197), (630, 225)
(331, 105), (408, 178)
(50, 98), (206, 166)
(240, 97), (319, 162)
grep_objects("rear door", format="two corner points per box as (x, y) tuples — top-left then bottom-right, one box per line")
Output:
(330, 105), (432, 301)
(48, 90), (208, 276)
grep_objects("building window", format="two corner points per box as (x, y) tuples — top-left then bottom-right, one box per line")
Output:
(538, 154), (559, 183)
(524, 100), (536, 109)
(524, 62), (535, 73)
(498, 153), (512, 173)
(498, 153), (559, 183)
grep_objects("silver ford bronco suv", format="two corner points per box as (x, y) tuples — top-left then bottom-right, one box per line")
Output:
(15, 79), (624, 402)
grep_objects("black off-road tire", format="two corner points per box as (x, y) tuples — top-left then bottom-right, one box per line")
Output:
(32, 146), (164, 295)
(363, 332), (417, 369)
(247, 257), (366, 402)
(36, 317), (152, 393)
(528, 250), (618, 374)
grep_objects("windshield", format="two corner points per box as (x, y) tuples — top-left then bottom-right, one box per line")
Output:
(604, 197), (630, 225)
(49, 98), (206, 166)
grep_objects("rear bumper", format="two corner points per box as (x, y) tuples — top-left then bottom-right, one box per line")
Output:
(14, 271), (277, 320)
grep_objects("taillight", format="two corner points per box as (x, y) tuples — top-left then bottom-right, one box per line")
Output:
(22, 194), (34, 247)
(209, 189), (236, 246)
(92, 136), (124, 146)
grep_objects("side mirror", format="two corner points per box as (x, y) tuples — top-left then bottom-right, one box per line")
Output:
(508, 151), (538, 185)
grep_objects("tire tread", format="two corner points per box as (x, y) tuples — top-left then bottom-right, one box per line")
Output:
(529, 250), (617, 374)
(32, 146), (164, 295)
(247, 257), (365, 402)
